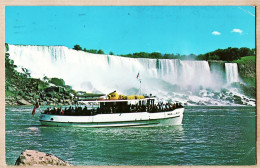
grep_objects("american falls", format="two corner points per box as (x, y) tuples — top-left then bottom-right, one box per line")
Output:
(8, 45), (255, 106)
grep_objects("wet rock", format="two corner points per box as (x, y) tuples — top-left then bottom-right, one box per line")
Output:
(238, 62), (256, 78)
(24, 95), (32, 101)
(233, 95), (243, 104)
(49, 78), (66, 87)
(225, 97), (234, 103)
(17, 99), (32, 105)
(7, 86), (15, 92)
(15, 150), (72, 166)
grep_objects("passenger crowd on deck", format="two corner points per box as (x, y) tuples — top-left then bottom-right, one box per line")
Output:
(43, 102), (184, 116)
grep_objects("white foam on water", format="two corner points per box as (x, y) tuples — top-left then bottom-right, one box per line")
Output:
(27, 127), (39, 131)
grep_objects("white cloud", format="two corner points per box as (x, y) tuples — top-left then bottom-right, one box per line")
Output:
(212, 31), (221, 35)
(232, 28), (243, 34)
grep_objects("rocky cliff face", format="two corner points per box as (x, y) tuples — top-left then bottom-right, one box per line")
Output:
(237, 62), (256, 79)
(237, 61), (256, 89)
(5, 50), (77, 106)
(15, 150), (72, 166)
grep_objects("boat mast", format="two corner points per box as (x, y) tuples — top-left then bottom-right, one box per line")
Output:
(136, 72), (142, 95)
(139, 78), (142, 95)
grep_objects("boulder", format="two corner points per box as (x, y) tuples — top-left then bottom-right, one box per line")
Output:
(7, 85), (15, 92)
(49, 78), (65, 87)
(17, 99), (32, 105)
(15, 150), (72, 166)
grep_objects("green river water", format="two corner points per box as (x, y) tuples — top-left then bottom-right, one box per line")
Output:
(5, 106), (256, 165)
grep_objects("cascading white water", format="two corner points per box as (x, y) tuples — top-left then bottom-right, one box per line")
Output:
(225, 63), (240, 83)
(179, 60), (213, 88)
(8, 45), (254, 105)
(8, 45), (217, 92)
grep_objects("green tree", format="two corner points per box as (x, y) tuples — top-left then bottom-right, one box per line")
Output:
(73, 44), (82, 51)
(5, 43), (9, 52)
(121, 54), (133, 57)
(251, 48), (256, 56)
(83, 48), (87, 52)
(97, 49), (105, 54)
(150, 52), (162, 59)
(187, 54), (197, 60)
(133, 52), (150, 58)
(196, 47), (248, 61)
(109, 51), (114, 55)
(174, 53), (181, 59)
(86, 49), (97, 54)
(196, 54), (206, 60)
(164, 54), (171, 59)
(164, 53), (175, 59)
(239, 47), (251, 57)
(43, 76), (49, 81)
(209, 54), (220, 60)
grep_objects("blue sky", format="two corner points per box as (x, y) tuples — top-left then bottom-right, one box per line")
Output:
(5, 6), (255, 55)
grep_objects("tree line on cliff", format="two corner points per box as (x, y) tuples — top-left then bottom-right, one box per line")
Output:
(73, 44), (255, 62)
(196, 47), (255, 61)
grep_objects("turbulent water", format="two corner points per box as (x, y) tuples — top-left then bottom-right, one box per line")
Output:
(8, 45), (255, 106)
(5, 106), (256, 165)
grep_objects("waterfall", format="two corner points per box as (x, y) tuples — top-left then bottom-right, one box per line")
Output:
(8, 45), (216, 92)
(225, 63), (240, 83)
(8, 45), (254, 106)
(179, 60), (212, 88)
(209, 62), (225, 86)
(157, 59), (179, 84)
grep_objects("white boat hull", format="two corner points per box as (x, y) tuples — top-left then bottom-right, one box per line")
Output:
(39, 108), (184, 127)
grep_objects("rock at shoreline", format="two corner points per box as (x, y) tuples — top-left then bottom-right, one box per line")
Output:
(17, 99), (32, 105)
(15, 150), (72, 166)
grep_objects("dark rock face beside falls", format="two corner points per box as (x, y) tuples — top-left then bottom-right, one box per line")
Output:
(237, 62), (256, 80)
(15, 150), (72, 166)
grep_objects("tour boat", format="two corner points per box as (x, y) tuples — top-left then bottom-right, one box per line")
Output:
(39, 91), (184, 127)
